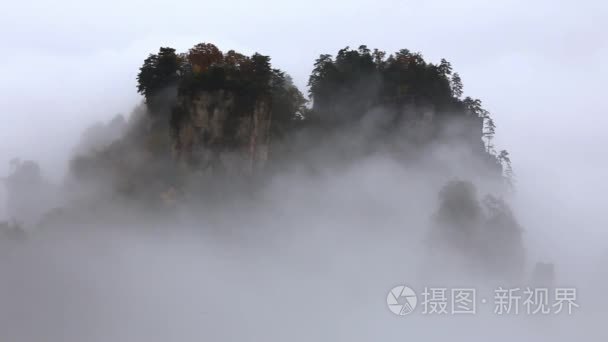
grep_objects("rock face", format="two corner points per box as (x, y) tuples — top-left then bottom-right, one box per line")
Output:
(172, 90), (272, 176)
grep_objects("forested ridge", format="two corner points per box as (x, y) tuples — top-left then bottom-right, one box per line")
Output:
(4, 42), (514, 219)
(1, 41), (525, 283)
(130, 43), (511, 182)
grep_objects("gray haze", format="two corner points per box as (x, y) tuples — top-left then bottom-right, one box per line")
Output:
(1, 0), (607, 341)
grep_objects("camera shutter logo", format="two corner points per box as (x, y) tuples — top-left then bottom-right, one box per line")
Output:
(387, 285), (418, 315)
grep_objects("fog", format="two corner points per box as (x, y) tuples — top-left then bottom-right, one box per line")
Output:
(1, 0), (607, 341)
(0, 149), (603, 341)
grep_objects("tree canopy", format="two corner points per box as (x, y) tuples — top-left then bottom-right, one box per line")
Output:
(308, 46), (464, 124)
(124, 43), (512, 190)
(137, 47), (181, 107)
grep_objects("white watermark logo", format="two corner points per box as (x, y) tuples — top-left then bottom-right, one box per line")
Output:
(387, 285), (418, 315)
(386, 285), (579, 316)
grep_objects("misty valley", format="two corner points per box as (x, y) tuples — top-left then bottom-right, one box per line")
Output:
(0, 42), (603, 341)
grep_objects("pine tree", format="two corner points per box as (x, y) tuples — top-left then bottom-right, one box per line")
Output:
(438, 58), (453, 77)
(483, 115), (496, 154)
(451, 73), (463, 99)
(498, 150), (514, 189)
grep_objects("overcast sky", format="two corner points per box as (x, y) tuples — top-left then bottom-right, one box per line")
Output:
(1, 0), (606, 233)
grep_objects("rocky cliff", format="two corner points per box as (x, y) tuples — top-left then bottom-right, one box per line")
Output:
(172, 90), (272, 176)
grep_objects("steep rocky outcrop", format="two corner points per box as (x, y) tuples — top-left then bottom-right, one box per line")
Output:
(172, 90), (272, 176)
(60, 42), (509, 204)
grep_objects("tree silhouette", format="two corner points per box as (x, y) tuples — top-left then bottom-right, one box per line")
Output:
(498, 150), (514, 189)
(308, 46), (466, 126)
(483, 115), (496, 154)
(438, 58), (453, 77)
(136, 47), (181, 112)
(451, 73), (463, 99)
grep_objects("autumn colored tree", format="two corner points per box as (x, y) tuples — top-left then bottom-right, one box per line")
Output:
(132, 42), (511, 185)
(187, 43), (223, 74)
(224, 50), (251, 71)
(134, 43), (305, 151)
